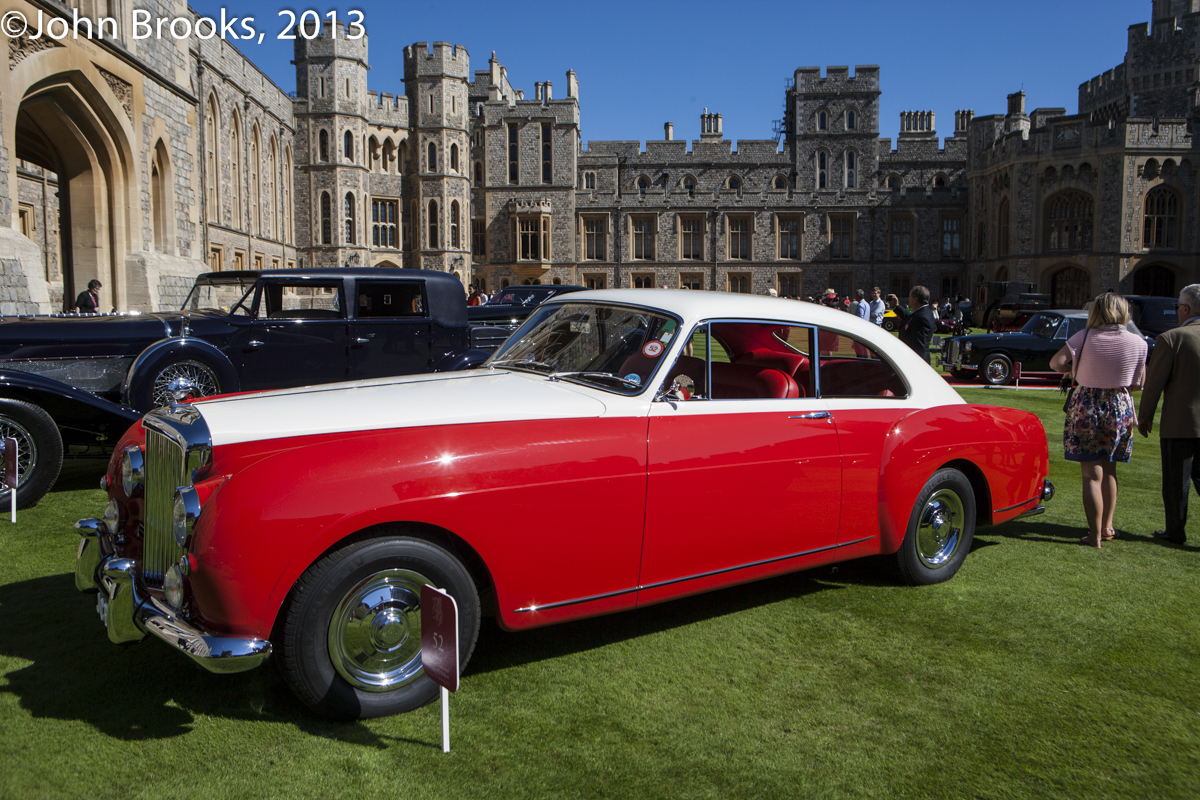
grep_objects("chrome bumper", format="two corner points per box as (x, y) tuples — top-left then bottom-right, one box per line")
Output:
(1016, 479), (1055, 519)
(75, 519), (271, 674)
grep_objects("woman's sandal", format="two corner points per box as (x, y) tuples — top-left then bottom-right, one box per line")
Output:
(1102, 528), (1119, 541)
(1080, 535), (1102, 548)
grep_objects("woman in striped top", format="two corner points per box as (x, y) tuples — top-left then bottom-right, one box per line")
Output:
(1050, 293), (1148, 548)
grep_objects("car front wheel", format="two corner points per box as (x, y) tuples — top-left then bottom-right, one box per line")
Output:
(981, 354), (1013, 386)
(895, 468), (976, 585)
(0, 399), (63, 510)
(882, 317), (899, 333)
(279, 534), (481, 721)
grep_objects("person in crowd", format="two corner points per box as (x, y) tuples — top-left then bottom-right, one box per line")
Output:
(869, 287), (886, 326)
(853, 289), (870, 322)
(899, 285), (935, 362)
(1137, 283), (1200, 546)
(467, 284), (484, 306)
(942, 298), (954, 319)
(958, 294), (973, 327)
(929, 298), (941, 319)
(1050, 293), (1148, 548)
(74, 279), (102, 313)
(821, 289), (839, 309)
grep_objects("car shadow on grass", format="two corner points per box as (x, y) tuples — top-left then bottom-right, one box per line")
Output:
(469, 558), (912, 677)
(0, 573), (403, 746)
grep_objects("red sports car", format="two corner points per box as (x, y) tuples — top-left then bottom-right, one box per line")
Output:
(75, 290), (1053, 719)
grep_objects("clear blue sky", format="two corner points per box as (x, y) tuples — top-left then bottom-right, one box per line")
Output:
(190, 0), (1148, 146)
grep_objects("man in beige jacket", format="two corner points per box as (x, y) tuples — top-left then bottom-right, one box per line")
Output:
(1138, 283), (1200, 545)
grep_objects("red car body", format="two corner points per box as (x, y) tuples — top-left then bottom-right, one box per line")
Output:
(76, 290), (1052, 719)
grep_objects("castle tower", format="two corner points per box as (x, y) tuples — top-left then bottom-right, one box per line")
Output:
(404, 42), (472, 279)
(293, 22), (371, 269)
(789, 66), (881, 193)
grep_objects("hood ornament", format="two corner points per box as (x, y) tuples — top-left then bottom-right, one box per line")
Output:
(167, 377), (197, 407)
(180, 313), (191, 339)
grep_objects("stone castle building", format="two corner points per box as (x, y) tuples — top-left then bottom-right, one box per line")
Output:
(0, 0), (1197, 314)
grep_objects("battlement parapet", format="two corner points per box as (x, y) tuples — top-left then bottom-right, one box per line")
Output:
(404, 42), (470, 80)
(793, 65), (880, 93)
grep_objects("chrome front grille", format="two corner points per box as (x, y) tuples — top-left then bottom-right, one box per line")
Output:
(143, 427), (186, 586)
(141, 405), (212, 588)
(943, 339), (959, 367)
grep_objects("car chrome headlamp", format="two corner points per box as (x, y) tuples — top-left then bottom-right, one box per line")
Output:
(163, 563), (185, 609)
(172, 487), (201, 547)
(121, 446), (144, 496)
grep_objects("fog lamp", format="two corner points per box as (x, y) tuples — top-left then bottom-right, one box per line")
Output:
(163, 564), (185, 609)
(171, 487), (201, 547)
(121, 446), (144, 496)
(103, 499), (120, 532)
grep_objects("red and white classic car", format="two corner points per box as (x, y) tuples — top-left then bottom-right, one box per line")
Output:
(75, 290), (1053, 719)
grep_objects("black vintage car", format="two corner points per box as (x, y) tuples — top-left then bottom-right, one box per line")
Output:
(0, 268), (479, 509)
(467, 284), (586, 350)
(940, 309), (1154, 385)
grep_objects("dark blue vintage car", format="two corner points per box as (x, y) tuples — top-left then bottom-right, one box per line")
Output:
(940, 309), (1153, 386)
(0, 268), (480, 509)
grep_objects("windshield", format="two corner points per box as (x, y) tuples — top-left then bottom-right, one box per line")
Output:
(487, 302), (682, 394)
(486, 288), (552, 306)
(1021, 312), (1063, 339)
(181, 278), (256, 316)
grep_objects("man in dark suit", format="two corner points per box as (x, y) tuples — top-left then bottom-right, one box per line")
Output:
(899, 285), (936, 363)
(1138, 283), (1200, 545)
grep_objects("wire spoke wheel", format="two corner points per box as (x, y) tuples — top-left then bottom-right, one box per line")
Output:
(0, 415), (37, 488)
(150, 360), (220, 408)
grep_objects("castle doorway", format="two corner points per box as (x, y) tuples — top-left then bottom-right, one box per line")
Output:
(1132, 263), (1176, 297)
(1050, 266), (1090, 309)
(15, 74), (132, 311)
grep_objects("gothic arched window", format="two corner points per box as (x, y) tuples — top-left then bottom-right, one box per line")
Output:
(1144, 186), (1180, 249)
(1045, 190), (1093, 251)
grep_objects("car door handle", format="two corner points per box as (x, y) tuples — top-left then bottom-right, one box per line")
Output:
(790, 411), (833, 422)
(247, 339), (264, 349)
(353, 335), (375, 346)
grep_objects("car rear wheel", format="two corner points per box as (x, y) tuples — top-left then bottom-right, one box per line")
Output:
(981, 354), (1013, 386)
(0, 399), (63, 511)
(895, 468), (976, 585)
(882, 317), (899, 333)
(278, 535), (481, 721)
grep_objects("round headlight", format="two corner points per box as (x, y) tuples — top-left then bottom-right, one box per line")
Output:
(163, 564), (185, 609)
(121, 446), (144, 496)
(103, 499), (120, 532)
(171, 487), (201, 547)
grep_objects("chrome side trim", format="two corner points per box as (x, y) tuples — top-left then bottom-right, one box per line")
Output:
(97, 555), (272, 673)
(1016, 505), (1046, 519)
(996, 493), (1043, 514)
(513, 536), (876, 613)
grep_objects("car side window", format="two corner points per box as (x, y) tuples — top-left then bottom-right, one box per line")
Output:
(356, 281), (426, 318)
(815, 328), (908, 398)
(1063, 318), (1085, 338)
(257, 283), (344, 320)
(665, 322), (808, 401)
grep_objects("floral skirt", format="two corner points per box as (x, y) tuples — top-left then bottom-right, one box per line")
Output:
(1063, 386), (1136, 463)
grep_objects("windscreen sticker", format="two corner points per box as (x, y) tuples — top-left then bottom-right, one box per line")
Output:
(642, 340), (665, 358)
(624, 373), (642, 385)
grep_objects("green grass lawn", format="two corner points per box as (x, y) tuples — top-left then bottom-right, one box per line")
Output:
(1, 391), (1198, 800)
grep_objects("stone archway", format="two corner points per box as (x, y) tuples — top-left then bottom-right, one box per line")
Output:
(14, 72), (134, 311)
(1132, 263), (1177, 297)
(1050, 265), (1090, 309)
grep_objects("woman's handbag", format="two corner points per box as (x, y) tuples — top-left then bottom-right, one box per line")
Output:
(1061, 331), (1088, 412)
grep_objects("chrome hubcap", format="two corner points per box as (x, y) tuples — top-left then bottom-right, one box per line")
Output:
(985, 359), (1009, 383)
(151, 361), (219, 408)
(328, 568), (431, 691)
(0, 416), (37, 489)
(916, 489), (965, 568)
